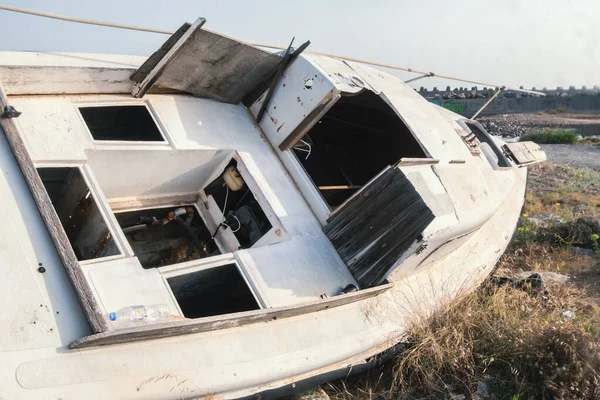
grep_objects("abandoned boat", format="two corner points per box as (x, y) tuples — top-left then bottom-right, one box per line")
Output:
(0, 17), (546, 399)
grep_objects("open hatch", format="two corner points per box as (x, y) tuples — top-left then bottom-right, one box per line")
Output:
(38, 167), (120, 260)
(291, 91), (427, 209)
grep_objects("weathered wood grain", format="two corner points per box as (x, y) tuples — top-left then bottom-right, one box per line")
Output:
(278, 90), (340, 151)
(70, 283), (392, 349)
(0, 111), (108, 333)
(132, 18), (206, 98)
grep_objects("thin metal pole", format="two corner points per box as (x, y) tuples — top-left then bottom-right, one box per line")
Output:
(0, 4), (173, 34)
(471, 87), (504, 119)
(0, 4), (545, 97)
(404, 72), (434, 84)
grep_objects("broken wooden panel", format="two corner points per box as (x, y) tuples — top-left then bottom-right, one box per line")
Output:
(503, 141), (547, 166)
(324, 167), (435, 288)
(131, 20), (282, 104)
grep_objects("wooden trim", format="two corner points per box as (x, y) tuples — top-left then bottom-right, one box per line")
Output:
(69, 283), (393, 349)
(396, 158), (440, 166)
(0, 112), (108, 333)
(278, 90), (340, 151)
(132, 18), (206, 98)
(318, 185), (361, 191)
(109, 192), (200, 213)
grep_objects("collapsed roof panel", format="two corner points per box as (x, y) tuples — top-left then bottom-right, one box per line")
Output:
(131, 18), (283, 104)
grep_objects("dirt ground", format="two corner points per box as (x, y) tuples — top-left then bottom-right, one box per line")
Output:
(539, 144), (600, 170)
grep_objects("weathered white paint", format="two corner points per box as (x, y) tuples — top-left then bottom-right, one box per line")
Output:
(0, 50), (530, 399)
(83, 257), (183, 320)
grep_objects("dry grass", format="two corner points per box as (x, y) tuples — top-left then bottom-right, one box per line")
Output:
(326, 284), (600, 400)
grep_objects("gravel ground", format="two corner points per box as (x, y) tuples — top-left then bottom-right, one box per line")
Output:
(538, 144), (600, 170)
(480, 112), (600, 137)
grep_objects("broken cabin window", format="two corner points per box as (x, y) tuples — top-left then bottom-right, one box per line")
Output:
(79, 105), (165, 142)
(204, 160), (272, 248)
(114, 206), (219, 269)
(291, 91), (427, 209)
(38, 167), (120, 260)
(167, 263), (260, 318)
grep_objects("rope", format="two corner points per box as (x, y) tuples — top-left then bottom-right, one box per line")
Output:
(0, 4), (544, 95)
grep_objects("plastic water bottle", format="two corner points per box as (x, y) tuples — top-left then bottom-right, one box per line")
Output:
(108, 304), (170, 328)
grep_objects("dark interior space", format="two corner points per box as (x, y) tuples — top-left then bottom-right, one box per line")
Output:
(204, 160), (272, 248)
(292, 91), (427, 209)
(79, 105), (164, 141)
(167, 263), (260, 318)
(37, 167), (120, 260)
(114, 206), (219, 269)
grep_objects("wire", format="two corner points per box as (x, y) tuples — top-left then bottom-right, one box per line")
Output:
(222, 185), (229, 217)
(0, 3), (544, 95)
(300, 140), (312, 160)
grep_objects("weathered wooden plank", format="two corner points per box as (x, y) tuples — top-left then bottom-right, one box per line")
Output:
(396, 158), (440, 166)
(0, 66), (134, 95)
(132, 18), (206, 98)
(279, 90), (340, 151)
(130, 22), (192, 83)
(69, 282), (392, 349)
(108, 192), (200, 212)
(0, 105), (108, 333)
(325, 168), (435, 287)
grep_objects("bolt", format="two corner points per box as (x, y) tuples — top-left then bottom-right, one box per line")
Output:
(38, 266), (46, 273)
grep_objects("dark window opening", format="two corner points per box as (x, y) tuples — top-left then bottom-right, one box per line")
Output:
(464, 121), (511, 168)
(114, 206), (220, 269)
(167, 264), (260, 318)
(38, 167), (120, 260)
(79, 105), (164, 142)
(204, 160), (272, 248)
(292, 91), (427, 209)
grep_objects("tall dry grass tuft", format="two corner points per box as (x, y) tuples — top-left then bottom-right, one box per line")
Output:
(390, 283), (600, 399)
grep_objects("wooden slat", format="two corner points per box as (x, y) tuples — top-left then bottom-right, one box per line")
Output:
(69, 283), (392, 349)
(132, 18), (206, 98)
(130, 22), (192, 83)
(318, 185), (361, 191)
(0, 109), (108, 333)
(325, 167), (435, 288)
(279, 90), (340, 151)
(132, 20), (283, 104)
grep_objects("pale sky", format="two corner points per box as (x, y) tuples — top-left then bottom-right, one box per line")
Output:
(0, 0), (598, 90)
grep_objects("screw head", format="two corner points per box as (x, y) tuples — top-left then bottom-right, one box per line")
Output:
(38, 266), (46, 273)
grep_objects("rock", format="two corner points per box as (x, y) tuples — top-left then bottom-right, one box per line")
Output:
(475, 381), (490, 400)
(561, 310), (576, 319)
(527, 213), (563, 226)
(571, 246), (595, 256)
(514, 271), (570, 284)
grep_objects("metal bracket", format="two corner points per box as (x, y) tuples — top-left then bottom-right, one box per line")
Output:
(404, 72), (434, 84)
(1, 105), (21, 119)
(0, 85), (20, 118)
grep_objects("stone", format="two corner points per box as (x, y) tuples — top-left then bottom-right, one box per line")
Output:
(527, 213), (563, 226)
(514, 271), (570, 284)
(561, 310), (576, 319)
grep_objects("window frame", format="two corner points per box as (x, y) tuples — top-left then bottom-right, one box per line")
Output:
(73, 100), (173, 148)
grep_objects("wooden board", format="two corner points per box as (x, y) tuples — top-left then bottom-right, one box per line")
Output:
(0, 112), (108, 333)
(131, 21), (282, 104)
(325, 167), (435, 288)
(503, 141), (547, 166)
(69, 283), (392, 349)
